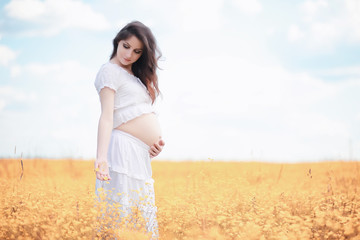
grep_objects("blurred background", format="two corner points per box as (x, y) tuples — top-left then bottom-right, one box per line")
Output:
(0, 0), (359, 162)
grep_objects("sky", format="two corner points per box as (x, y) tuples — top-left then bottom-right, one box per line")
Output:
(0, 0), (359, 162)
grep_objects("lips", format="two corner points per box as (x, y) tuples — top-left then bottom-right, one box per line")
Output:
(124, 58), (131, 62)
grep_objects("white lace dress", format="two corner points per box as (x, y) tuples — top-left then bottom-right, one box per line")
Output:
(94, 62), (159, 239)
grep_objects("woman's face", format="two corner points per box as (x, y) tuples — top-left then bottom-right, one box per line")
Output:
(115, 35), (143, 69)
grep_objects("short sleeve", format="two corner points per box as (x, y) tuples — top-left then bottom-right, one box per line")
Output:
(94, 64), (120, 94)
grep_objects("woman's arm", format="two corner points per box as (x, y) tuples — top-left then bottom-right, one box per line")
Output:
(94, 87), (115, 181)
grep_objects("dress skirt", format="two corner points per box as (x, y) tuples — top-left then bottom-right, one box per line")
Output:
(95, 129), (158, 239)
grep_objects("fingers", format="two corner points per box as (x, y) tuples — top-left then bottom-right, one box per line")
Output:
(149, 138), (166, 158)
(149, 141), (164, 158)
(153, 142), (162, 151)
(94, 161), (111, 181)
(151, 145), (160, 154)
(149, 146), (156, 158)
(149, 146), (157, 158)
(96, 171), (111, 181)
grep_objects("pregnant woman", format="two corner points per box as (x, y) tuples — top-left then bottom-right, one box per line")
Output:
(94, 21), (164, 239)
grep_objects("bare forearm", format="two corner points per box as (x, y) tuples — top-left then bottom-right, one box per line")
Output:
(96, 115), (113, 162)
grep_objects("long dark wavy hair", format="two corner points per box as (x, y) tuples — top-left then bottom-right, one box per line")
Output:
(110, 21), (162, 103)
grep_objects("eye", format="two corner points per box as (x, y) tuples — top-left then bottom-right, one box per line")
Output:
(123, 44), (130, 49)
(134, 50), (142, 54)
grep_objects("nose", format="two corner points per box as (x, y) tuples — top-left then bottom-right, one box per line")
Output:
(125, 49), (133, 59)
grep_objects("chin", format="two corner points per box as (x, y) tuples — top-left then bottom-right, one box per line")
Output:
(120, 60), (132, 67)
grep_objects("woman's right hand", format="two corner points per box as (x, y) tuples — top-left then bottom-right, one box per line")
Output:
(94, 160), (112, 181)
(149, 138), (165, 158)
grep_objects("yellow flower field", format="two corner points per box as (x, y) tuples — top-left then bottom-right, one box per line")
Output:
(0, 159), (359, 239)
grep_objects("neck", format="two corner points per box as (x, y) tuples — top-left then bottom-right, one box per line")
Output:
(110, 58), (132, 73)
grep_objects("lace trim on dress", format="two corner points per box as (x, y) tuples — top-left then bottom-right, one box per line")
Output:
(113, 103), (155, 128)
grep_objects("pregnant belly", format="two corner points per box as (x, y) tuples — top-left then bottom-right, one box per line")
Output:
(115, 113), (162, 146)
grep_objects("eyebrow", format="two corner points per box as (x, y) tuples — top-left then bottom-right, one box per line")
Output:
(124, 41), (143, 51)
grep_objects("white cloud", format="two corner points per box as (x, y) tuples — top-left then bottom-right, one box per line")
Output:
(0, 86), (37, 113)
(301, 0), (328, 21)
(285, 112), (349, 138)
(160, 56), (337, 119)
(292, 0), (360, 50)
(10, 65), (21, 77)
(157, 54), (352, 161)
(232, 0), (262, 15)
(25, 63), (60, 75)
(0, 45), (17, 66)
(344, 0), (360, 42)
(23, 60), (94, 83)
(5, 0), (46, 20)
(0, 86), (27, 100)
(4, 0), (111, 36)
(0, 59), (99, 158)
(0, 100), (5, 112)
(309, 21), (341, 47)
(316, 65), (360, 77)
(176, 0), (224, 32)
(288, 24), (304, 42)
(357, 113), (360, 121)
(266, 26), (276, 36)
(0, 86), (36, 101)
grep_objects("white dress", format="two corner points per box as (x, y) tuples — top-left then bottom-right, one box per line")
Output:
(94, 62), (158, 239)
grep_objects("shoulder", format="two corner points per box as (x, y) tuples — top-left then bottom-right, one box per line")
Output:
(94, 62), (125, 94)
(98, 62), (131, 80)
(97, 62), (117, 76)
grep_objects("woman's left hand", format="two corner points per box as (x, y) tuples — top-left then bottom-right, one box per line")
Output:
(149, 138), (165, 158)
